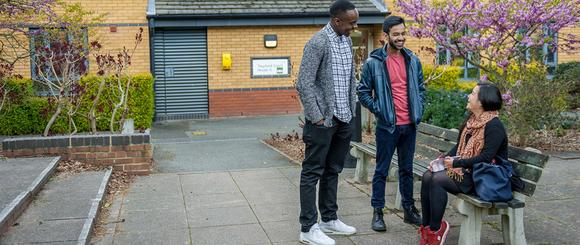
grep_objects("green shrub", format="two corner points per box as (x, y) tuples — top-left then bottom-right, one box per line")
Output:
(423, 65), (462, 90)
(553, 61), (580, 109)
(0, 73), (154, 135)
(0, 97), (67, 135)
(1, 78), (34, 107)
(423, 88), (469, 129)
(504, 67), (570, 145)
(78, 73), (155, 132)
(457, 81), (477, 93)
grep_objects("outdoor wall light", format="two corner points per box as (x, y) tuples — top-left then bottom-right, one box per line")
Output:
(222, 52), (232, 70)
(264, 34), (277, 48)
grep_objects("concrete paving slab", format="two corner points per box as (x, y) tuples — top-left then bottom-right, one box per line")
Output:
(118, 209), (187, 233)
(251, 202), (299, 223)
(180, 172), (239, 195)
(154, 140), (295, 173)
(113, 229), (190, 245)
(126, 174), (182, 197)
(336, 197), (374, 216)
(348, 231), (419, 245)
(261, 220), (299, 243)
(151, 114), (302, 143)
(0, 170), (109, 245)
(122, 195), (185, 211)
(273, 236), (356, 245)
(338, 213), (411, 235)
(184, 192), (248, 209)
(187, 205), (258, 228)
(230, 168), (287, 181)
(0, 157), (58, 231)
(189, 223), (271, 245)
(0, 219), (85, 244)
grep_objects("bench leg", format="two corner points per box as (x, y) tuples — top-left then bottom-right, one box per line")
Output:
(456, 199), (483, 245)
(502, 193), (527, 245)
(390, 165), (403, 211)
(352, 148), (369, 184)
(501, 207), (527, 245)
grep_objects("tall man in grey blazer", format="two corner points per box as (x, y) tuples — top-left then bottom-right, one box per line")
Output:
(296, 1), (359, 244)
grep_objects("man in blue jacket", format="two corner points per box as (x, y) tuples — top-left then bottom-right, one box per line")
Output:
(357, 15), (426, 232)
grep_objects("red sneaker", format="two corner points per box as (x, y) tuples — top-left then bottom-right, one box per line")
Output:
(425, 220), (450, 245)
(418, 225), (429, 245)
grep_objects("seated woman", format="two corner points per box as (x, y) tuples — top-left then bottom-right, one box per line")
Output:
(419, 82), (507, 245)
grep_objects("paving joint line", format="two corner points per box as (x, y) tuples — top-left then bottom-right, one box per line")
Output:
(228, 171), (274, 245)
(178, 175), (194, 245)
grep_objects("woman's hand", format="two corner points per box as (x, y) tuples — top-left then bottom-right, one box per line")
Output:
(444, 157), (454, 169)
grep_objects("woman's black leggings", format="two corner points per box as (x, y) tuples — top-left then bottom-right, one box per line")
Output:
(420, 171), (461, 231)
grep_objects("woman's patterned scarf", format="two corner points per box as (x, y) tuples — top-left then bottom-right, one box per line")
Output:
(447, 111), (499, 181)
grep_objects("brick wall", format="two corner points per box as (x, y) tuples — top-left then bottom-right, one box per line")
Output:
(209, 88), (302, 117)
(1, 134), (153, 175)
(12, 0), (150, 77)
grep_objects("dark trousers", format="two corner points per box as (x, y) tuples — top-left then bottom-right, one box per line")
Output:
(420, 171), (462, 231)
(371, 124), (417, 209)
(299, 118), (352, 232)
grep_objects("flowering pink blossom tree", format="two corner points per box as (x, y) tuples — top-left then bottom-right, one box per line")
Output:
(397, 0), (580, 144)
(396, 0), (579, 88)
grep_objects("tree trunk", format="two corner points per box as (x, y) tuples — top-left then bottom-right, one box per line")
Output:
(88, 77), (107, 134)
(44, 102), (63, 137)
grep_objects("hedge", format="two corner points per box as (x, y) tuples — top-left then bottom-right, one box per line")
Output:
(0, 73), (154, 135)
(423, 88), (469, 130)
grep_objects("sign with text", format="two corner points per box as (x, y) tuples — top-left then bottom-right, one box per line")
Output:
(251, 57), (290, 78)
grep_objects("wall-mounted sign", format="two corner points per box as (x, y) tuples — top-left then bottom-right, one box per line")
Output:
(251, 57), (290, 78)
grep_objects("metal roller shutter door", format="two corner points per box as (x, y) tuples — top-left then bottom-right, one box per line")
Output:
(154, 29), (208, 120)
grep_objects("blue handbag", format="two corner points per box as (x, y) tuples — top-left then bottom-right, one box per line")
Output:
(472, 157), (513, 202)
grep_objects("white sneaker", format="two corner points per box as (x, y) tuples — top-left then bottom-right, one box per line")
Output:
(319, 219), (357, 235)
(299, 224), (335, 245)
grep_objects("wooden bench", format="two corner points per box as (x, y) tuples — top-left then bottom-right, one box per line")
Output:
(350, 123), (549, 245)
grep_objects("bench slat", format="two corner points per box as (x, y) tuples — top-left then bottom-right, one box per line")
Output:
(508, 146), (549, 168)
(418, 123), (459, 142)
(519, 179), (537, 196)
(351, 142), (377, 157)
(415, 144), (443, 160)
(456, 194), (492, 208)
(513, 162), (543, 183)
(416, 133), (455, 152)
(507, 199), (525, 208)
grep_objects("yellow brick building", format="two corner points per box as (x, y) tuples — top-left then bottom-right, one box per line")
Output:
(9, 0), (579, 120)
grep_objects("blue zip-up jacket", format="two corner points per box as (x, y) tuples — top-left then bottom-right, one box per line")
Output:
(357, 46), (426, 133)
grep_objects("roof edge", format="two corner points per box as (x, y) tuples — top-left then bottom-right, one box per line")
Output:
(368, 0), (388, 13)
(147, 0), (155, 16)
(148, 11), (386, 20)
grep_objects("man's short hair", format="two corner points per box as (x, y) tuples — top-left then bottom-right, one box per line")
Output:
(383, 16), (405, 34)
(330, 0), (356, 18)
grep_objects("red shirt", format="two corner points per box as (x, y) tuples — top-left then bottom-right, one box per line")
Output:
(386, 53), (411, 125)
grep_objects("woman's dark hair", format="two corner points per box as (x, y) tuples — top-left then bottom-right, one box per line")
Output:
(477, 82), (502, 112)
(383, 15), (405, 34)
(330, 0), (356, 18)
(459, 82), (503, 132)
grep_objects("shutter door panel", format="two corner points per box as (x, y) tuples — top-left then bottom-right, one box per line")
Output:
(154, 29), (208, 120)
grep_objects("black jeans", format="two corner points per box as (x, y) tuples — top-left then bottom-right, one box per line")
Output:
(299, 118), (352, 232)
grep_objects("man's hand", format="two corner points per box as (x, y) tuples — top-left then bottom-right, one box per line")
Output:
(315, 119), (325, 126)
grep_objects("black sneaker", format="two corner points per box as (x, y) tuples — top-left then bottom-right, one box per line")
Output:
(403, 205), (421, 226)
(372, 208), (387, 232)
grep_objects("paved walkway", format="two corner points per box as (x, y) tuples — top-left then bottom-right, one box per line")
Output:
(92, 115), (580, 245)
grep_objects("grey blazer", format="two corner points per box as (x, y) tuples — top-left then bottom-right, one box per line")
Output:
(296, 29), (357, 127)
